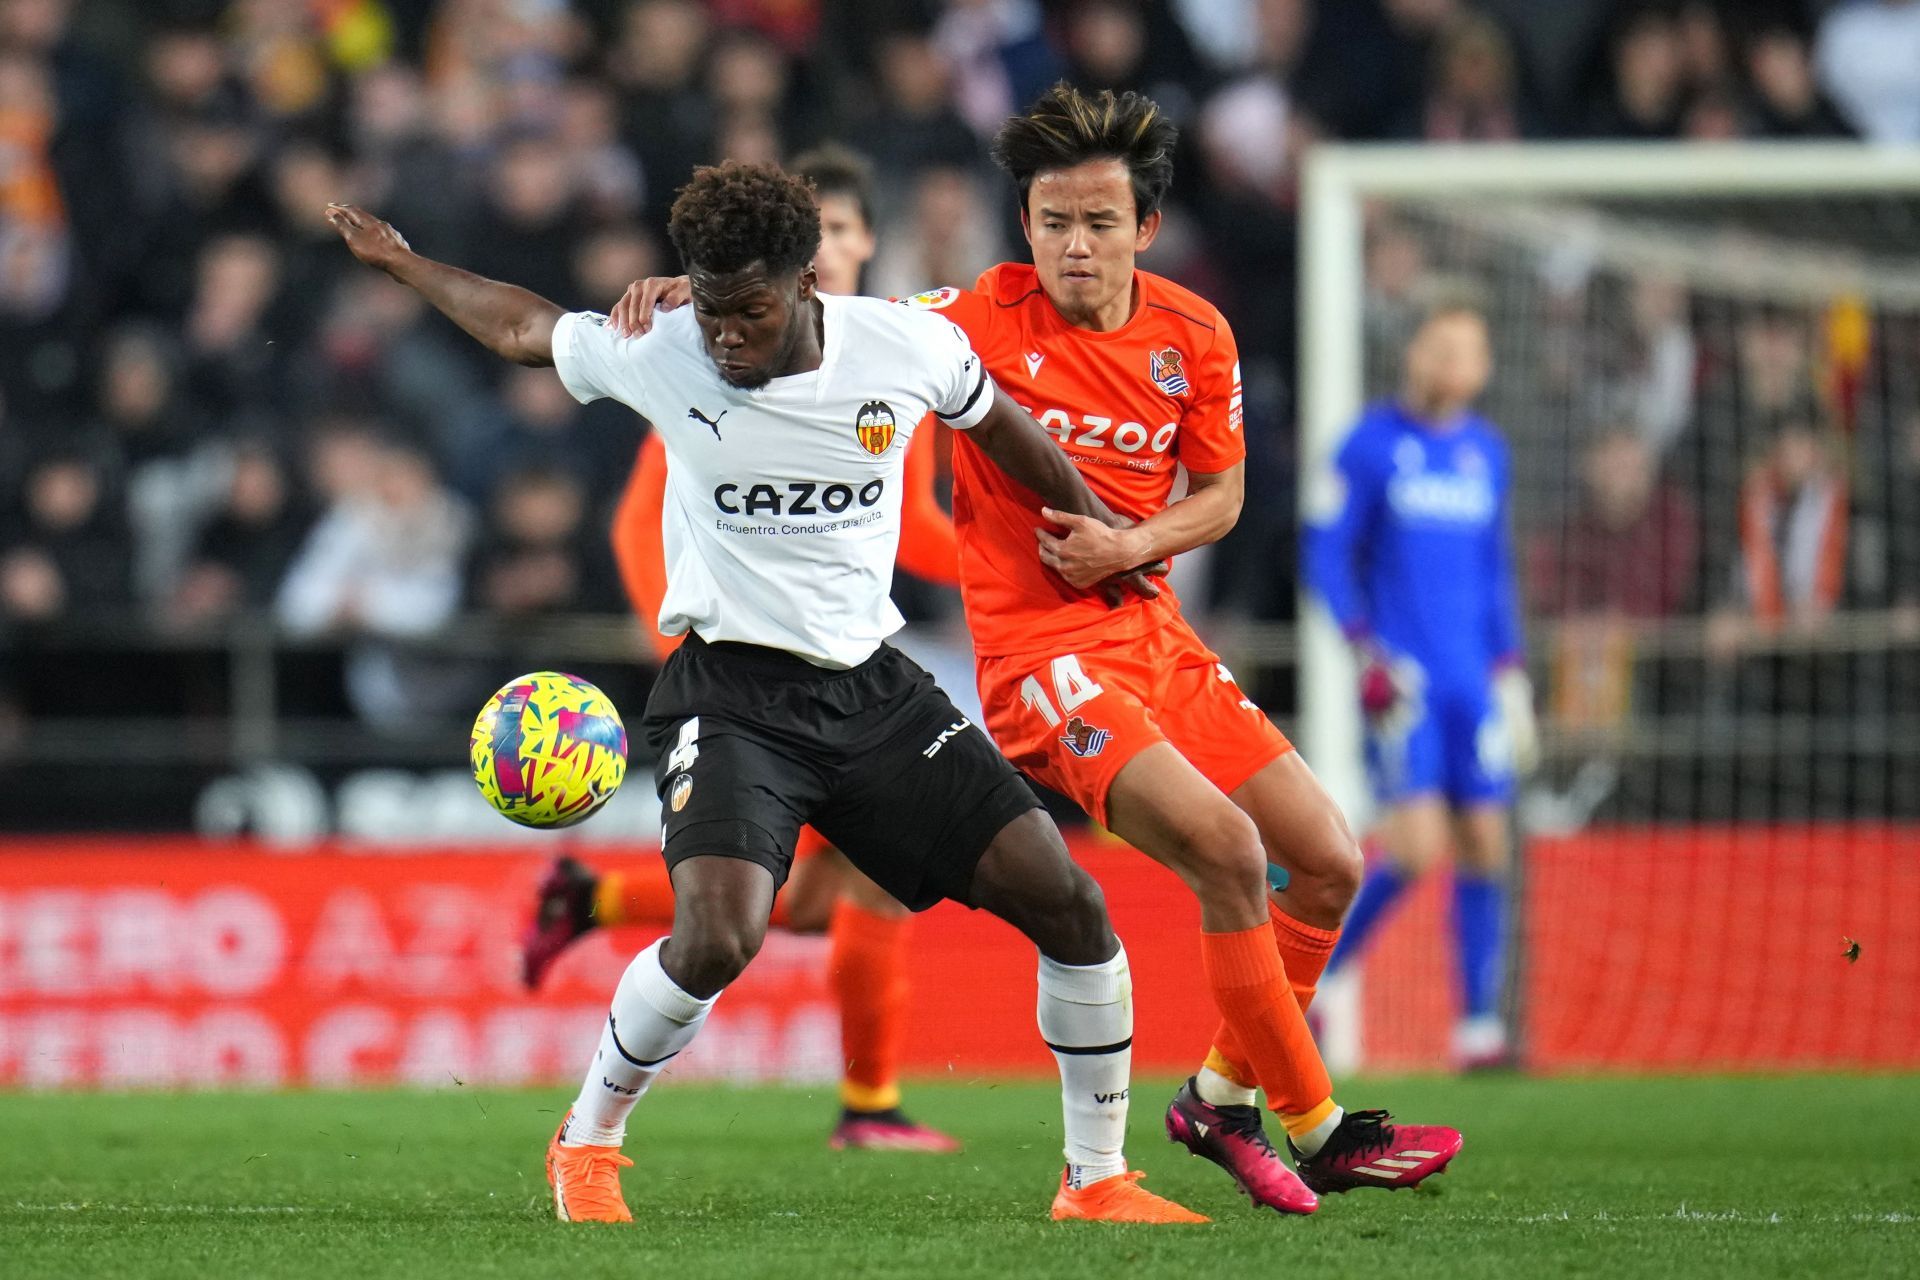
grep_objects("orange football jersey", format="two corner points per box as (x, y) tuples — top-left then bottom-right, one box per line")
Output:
(901, 264), (1244, 659)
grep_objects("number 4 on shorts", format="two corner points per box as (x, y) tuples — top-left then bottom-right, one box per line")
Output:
(1018, 656), (1103, 727)
(667, 717), (700, 773)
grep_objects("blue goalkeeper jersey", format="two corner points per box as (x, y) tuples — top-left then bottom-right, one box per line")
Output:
(1304, 399), (1524, 689)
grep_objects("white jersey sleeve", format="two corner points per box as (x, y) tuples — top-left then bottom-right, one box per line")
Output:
(551, 311), (639, 407)
(928, 318), (995, 431)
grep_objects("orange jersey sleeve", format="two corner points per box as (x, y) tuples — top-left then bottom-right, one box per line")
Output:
(895, 420), (959, 587)
(913, 264), (1243, 659)
(609, 432), (682, 662)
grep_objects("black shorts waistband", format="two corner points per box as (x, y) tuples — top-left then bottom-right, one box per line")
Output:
(684, 632), (891, 680)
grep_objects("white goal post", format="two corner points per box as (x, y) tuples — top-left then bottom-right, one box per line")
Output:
(1296, 142), (1920, 828)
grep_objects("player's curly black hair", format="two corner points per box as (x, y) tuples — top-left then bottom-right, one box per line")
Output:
(991, 82), (1177, 222)
(667, 162), (821, 278)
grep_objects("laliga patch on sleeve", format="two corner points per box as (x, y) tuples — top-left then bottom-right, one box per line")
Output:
(897, 287), (960, 310)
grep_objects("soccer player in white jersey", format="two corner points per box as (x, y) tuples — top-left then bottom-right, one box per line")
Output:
(324, 163), (1204, 1226)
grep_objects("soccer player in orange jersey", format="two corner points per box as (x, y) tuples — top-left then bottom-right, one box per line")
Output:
(520, 148), (965, 1154)
(609, 88), (1463, 1213)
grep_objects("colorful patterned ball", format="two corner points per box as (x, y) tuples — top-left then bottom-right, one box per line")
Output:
(470, 672), (628, 828)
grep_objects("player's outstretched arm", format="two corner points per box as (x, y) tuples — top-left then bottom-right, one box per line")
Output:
(325, 203), (563, 367)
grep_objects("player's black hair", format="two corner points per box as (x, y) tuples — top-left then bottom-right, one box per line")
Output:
(791, 143), (876, 231)
(667, 161), (821, 278)
(990, 82), (1178, 222)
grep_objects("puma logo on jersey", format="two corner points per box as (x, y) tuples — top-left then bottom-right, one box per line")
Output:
(689, 406), (727, 440)
(1025, 351), (1045, 378)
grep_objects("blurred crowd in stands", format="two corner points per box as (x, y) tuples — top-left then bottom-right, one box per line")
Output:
(0, 0), (1910, 673)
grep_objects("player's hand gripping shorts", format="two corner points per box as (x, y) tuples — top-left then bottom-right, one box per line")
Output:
(977, 617), (1293, 827)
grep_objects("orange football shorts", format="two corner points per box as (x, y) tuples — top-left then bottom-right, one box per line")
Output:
(977, 616), (1294, 828)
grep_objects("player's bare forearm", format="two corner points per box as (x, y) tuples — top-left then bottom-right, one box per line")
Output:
(1127, 463), (1244, 562)
(971, 390), (1119, 526)
(1037, 467), (1242, 589)
(974, 392), (1164, 600)
(324, 203), (562, 366)
(392, 256), (563, 366)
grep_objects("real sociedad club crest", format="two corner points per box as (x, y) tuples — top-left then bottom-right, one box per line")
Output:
(1060, 715), (1111, 758)
(1151, 347), (1190, 396)
(856, 400), (897, 455)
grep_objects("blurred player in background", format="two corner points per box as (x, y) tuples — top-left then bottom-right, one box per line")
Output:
(1304, 301), (1539, 1071)
(521, 147), (964, 1154)
(612, 86), (1464, 1212)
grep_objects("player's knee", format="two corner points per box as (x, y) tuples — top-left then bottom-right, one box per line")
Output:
(1292, 809), (1363, 913)
(1015, 865), (1115, 967)
(1044, 864), (1117, 965)
(664, 879), (767, 995)
(971, 822), (1116, 965)
(664, 923), (763, 997)
(1174, 807), (1268, 913)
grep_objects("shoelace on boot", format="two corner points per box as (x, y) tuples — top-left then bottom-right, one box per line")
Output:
(1328, 1109), (1397, 1160)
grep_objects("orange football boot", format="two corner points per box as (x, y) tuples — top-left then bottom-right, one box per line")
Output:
(1049, 1169), (1210, 1224)
(546, 1117), (635, 1223)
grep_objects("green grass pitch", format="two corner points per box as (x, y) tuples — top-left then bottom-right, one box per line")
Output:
(3, 1076), (1916, 1278)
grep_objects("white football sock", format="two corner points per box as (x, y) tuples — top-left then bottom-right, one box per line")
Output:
(562, 939), (717, 1147)
(1036, 946), (1132, 1190)
(1194, 1064), (1258, 1109)
(1291, 1105), (1345, 1158)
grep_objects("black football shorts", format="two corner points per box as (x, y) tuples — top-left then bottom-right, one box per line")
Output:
(641, 635), (1038, 911)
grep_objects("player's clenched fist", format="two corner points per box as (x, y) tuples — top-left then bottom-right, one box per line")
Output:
(324, 203), (412, 275)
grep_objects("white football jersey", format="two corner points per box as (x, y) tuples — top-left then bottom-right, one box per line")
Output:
(552, 294), (994, 668)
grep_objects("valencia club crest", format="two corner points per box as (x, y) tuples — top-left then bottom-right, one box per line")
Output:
(856, 400), (897, 455)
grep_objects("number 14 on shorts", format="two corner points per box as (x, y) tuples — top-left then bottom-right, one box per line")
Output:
(1020, 656), (1110, 758)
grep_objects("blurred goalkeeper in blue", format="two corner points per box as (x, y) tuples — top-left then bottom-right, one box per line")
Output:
(1303, 300), (1538, 1070)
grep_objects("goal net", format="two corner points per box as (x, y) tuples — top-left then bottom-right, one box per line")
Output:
(1297, 145), (1920, 1074)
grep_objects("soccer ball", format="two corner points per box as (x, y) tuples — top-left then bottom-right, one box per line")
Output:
(470, 672), (628, 828)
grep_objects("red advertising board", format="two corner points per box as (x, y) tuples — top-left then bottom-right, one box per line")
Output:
(1, 826), (1914, 1088)
(0, 836), (1211, 1089)
(1359, 824), (1920, 1072)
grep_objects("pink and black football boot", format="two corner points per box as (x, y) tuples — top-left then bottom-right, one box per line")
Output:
(1164, 1078), (1319, 1215)
(1289, 1109), (1462, 1194)
(829, 1108), (962, 1153)
(521, 855), (600, 989)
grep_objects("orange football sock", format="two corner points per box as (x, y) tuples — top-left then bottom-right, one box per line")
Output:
(829, 898), (910, 1113)
(596, 863), (791, 929)
(1199, 922), (1333, 1120)
(1204, 902), (1341, 1090)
